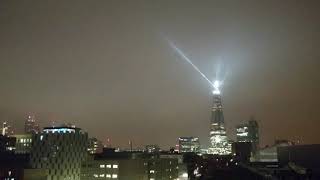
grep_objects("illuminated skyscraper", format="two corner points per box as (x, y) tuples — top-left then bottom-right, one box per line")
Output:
(208, 81), (231, 155)
(24, 114), (40, 134)
(236, 117), (259, 152)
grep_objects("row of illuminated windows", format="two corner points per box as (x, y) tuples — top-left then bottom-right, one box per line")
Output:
(237, 132), (249, 137)
(100, 164), (118, 169)
(93, 174), (117, 178)
(19, 138), (32, 143)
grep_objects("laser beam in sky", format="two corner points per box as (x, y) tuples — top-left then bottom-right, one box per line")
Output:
(166, 39), (215, 88)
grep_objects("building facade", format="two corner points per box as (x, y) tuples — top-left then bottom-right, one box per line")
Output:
(88, 137), (103, 154)
(178, 137), (200, 153)
(1, 121), (14, 136)
(25, 114), (40, 134)
(236, 117), (259, 151)
(12, 134), (33, 154)
(81, 151), (179, 180)
(30, 126), (88, 180)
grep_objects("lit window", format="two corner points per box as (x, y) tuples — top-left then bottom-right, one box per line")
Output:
(182, 173), (188, 177)
(93, 174), (98, 177)
(150, 178), (155, 180)
(99, 174), (105, 177)
(106, 164), (112, 168)
(112, 174), (118, 178)
(106, 174), (111, 178)
(112, 164), (118, 168)
(40, 135), (43, 141)
(100, 164), (105, 168)
(150, 170), (155, 173)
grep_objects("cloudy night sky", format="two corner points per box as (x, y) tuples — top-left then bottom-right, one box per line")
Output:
(0, 0), (319, 149)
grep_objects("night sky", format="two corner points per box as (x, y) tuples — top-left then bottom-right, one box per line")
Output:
(0, 0), (319, 149)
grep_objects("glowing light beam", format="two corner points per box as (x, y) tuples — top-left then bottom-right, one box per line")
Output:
(167, 39), (214, 88)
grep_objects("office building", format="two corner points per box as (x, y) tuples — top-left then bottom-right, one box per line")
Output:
(236, 117), (259, 151)
(1, 121), (14, 136)
(25, 114), (40, 134)
(252, 140), (292, 162)
(12, 134), (33, 154)
(178, 137), (200, 153)
(31, 126), (88, 180)
(88, 137), (103, 154)
(81, 149), (179, 180)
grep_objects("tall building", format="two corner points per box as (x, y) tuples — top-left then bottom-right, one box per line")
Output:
(236, 117), (259, 151)
(178, 137), (200, 153)
(25, 114), (40, 134)
(1, 121), (14, 136)
(208, 81), (231, 155)
(88, 137), (103, 154)
(30, 126), (88, 180)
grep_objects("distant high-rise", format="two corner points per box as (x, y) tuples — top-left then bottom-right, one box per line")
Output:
(178, 137), (200, 153)
(31, 126), (88, 180)
(24, 114), (40, 134)
(88, 137), (103, 154)
(1, 121), (14, 136)
(208, 81), (231, 155)
(145, 145), (160, 153)
(236, 117), (259, 151)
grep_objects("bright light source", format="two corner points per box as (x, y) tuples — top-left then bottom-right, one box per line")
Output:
(182, 173), (188, 177)
(112, 174), (118, 178)
(212, 80), (221, 95)
(213, 80), (220, 89)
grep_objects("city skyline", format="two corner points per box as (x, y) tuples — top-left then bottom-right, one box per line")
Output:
(0, 0), (320, 149)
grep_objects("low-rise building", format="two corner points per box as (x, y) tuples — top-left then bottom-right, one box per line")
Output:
(81, 150), (179, 180)
(12, 134), (33, 154)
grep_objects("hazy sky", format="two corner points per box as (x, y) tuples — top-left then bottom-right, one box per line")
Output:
(0, 0), (319, 149)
